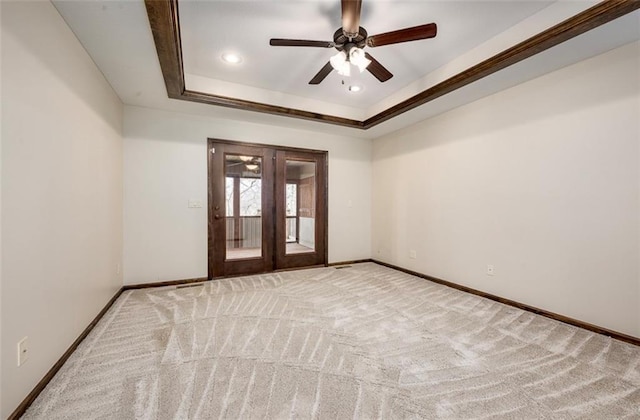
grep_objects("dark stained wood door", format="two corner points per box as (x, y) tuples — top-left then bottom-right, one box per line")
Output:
(208, 139), (327, 278)
(208, 141), (275, 278)
(274, 150), (327, 270)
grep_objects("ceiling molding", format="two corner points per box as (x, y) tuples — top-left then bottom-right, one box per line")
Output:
(144, 0), (184, 98)
(145, 0), (640, 131)
(181, 90), (364, 129)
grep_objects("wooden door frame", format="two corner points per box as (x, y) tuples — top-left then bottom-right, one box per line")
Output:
(207, 138), (328, 279)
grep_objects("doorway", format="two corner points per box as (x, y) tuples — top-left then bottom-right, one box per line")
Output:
(208, 139), (327, 278)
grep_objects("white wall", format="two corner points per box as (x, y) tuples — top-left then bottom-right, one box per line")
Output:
(299, 217), (315, 250)
(1, 2), (123, 417)
(372, 41), (640, 338)
(123, 106), (371, 285)
(0, 1), (3, 415)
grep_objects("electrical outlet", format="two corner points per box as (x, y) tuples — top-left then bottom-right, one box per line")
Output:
(17, 337), (29, 366)
(409, 250), (417, 259)
(487, 264), (495, 276)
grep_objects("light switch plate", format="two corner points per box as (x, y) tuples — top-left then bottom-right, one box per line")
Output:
(188, 199), (203, 208)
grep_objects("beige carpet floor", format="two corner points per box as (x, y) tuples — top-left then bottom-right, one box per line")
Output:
(23, 263), (640, 419)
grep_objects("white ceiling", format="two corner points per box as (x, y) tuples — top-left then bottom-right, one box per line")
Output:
(51, 0), (640, 138)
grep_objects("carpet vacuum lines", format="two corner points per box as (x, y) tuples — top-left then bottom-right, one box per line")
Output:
(20, 263), (640, 419)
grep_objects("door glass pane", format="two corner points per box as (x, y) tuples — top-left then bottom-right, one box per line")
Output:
(285, 160), (315, 254)
(225, 155), (262, 260)
(225, 177), (234, 217)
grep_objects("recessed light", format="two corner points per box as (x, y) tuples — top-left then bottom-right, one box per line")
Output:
(348, 85), (362, 93)
(221, 52), (242, 64)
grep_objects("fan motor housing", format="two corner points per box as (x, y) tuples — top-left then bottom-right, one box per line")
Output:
(333, 27), (368, 51)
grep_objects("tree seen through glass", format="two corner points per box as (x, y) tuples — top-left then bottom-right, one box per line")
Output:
(225, 177), (262, 217)
(286, 184), (297, 216)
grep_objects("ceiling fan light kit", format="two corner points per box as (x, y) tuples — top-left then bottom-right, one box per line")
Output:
(269, 0), (437, 85)
(329, 45), (370, 76)
(329, 50), (351, 76)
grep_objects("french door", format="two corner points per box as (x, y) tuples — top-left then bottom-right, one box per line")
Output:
(208, 139), (327, 278)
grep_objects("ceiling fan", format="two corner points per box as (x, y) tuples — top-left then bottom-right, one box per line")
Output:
(269, 0), (437, 85)
(226, 156), (261, 172)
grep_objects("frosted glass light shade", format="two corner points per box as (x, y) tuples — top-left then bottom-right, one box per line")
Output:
(330, 51), (351, 76)
(349, 47), (371, 73)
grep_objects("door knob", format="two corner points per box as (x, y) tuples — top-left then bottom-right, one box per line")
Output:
(215, 214), (221, 220)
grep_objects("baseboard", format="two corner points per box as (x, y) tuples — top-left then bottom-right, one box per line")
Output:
(123, 276), (209, 290)
(371, 260), (640, 347)
(122, 263), (376, 289)
(121, 261), (376, 289)
(9, 287), (125, 420)
(327, 259), (373, 267)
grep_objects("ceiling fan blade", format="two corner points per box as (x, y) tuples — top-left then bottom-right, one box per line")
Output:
(341, 0), (362, 38)
(270, 39), (334, 48)
(365, 53), (393, 82)
(309, 61), (334, 85)
(366, 23), (437, 47)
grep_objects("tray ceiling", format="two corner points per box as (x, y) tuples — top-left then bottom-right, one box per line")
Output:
(52, 0), (640, 137)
